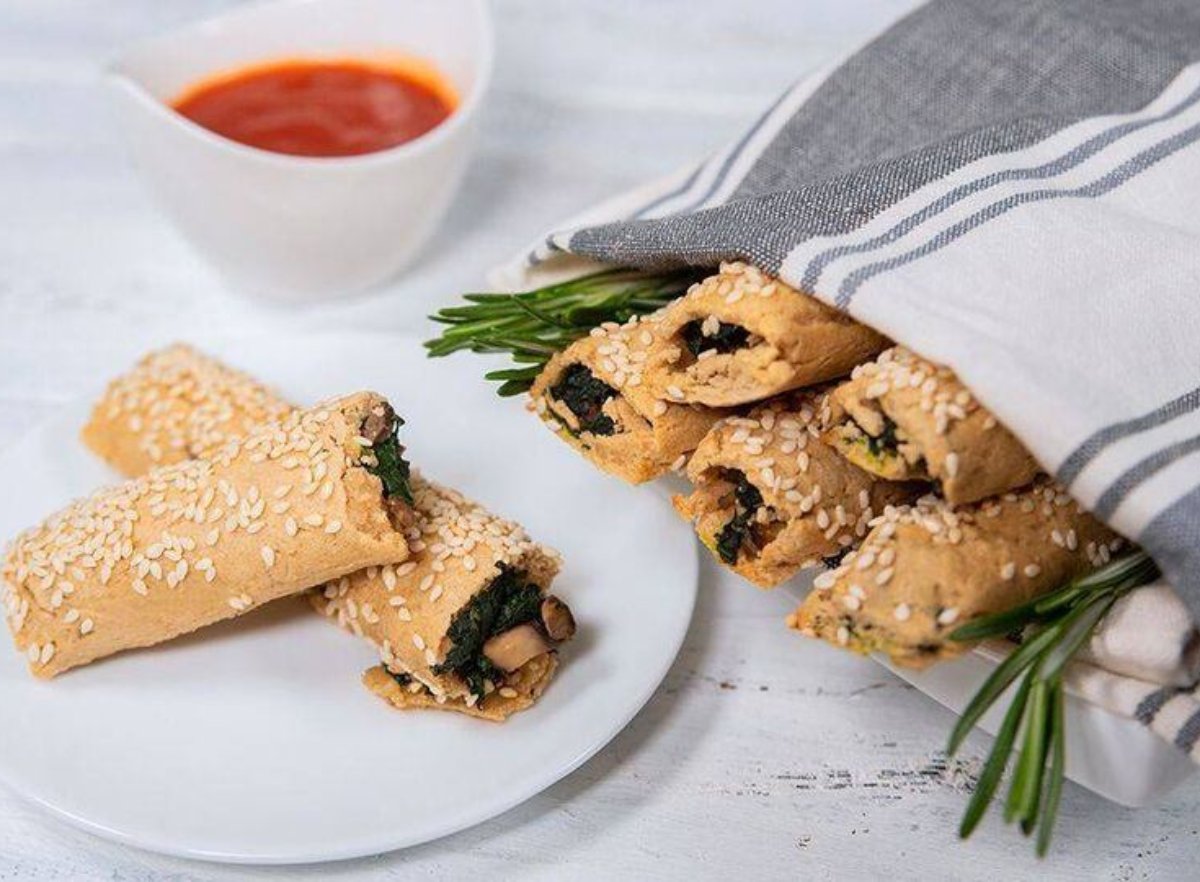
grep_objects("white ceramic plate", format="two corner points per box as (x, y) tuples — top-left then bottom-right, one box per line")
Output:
(0, 332), (698, 864)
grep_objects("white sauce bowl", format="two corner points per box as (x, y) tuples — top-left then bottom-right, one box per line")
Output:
(107, 0), (493, 302)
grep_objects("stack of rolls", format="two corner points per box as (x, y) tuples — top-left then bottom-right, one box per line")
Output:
(524, 260), (1130, 666)
(2, 345), (575, 722)
(673, 390), (918, 587)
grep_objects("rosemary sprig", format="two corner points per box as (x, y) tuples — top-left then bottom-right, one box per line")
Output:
(425, 267), (701, 396)
(947, 550), (1159, 855)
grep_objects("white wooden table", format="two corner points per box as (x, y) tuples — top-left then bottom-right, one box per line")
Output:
(1, 1), (1197, 878)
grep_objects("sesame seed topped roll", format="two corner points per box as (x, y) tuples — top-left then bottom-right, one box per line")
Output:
(645, 262), (888, 408)
(82, 344), (293, 477)
(3, 392), (414, 678)
(313, 476), (574, 722)
(529, 311), (722, 484)
(822, 347), (1040, 506)
(674, 392), (919, 588)
(787, 480), (1122, 667)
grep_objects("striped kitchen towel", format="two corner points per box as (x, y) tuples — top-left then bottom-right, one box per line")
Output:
(501, 0), (1200, 757)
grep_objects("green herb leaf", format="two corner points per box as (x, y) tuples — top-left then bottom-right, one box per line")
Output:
(549, 363), (618, 436)
(426, 267), (704, 396)
(949, 550), (1159, 856)
(360, 410), (413, 506)
(433, 564), (544, 700)
(714, 471), (764, 565)
(959, 673), (1032, 839)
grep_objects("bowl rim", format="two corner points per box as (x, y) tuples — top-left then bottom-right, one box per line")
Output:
(104, 0), (495, 171)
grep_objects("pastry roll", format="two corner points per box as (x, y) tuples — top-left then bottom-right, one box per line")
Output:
(313, 476), (575, 721)
(82, 344), (293, 476)
(674, 392), (918, 588)
(529, 311), (722, 484)
(822, 346), (1040, 505)
(3, 392), (414, 678)
(645, 262), (887, 407)
(788, 480), (1122, 667)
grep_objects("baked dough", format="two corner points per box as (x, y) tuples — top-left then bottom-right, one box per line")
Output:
(3, 392), (413, 678)
(822, 346), (1040, 505)
(529, 310), (722, 484)
(78, 348), (569, 721)
(674, 391), (918, 587)
(363, 653), (558, 722)
(788, 480), (1122, 667)
(645, 262), (887, 407)
(82, 344), (293, 475)
(313, 475), (573, 720)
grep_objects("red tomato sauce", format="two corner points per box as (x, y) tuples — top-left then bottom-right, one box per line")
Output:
(171, 59), (455, 158)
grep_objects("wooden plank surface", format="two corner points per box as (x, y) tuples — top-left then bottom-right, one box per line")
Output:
(0, 1), (1196, 878)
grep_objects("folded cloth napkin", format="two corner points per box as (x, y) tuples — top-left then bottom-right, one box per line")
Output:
(499, 0), (1200, 757)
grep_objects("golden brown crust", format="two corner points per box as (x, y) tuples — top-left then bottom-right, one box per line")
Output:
(312, 475), (567, 715)
(645, 262), (888, 407)
(821, 347), (1040, 505)
(77, 347), (563, 720)
(3, 393), (412, 678)
(362, 653), (558, 722)
(529, 311), (722, 484)
(674, 392), (919, 587)
(82, 344), (293, 476)
(788, 480), (1122, 667)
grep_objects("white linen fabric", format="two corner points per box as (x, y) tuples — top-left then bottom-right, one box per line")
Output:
(499, 0), (1200, 758)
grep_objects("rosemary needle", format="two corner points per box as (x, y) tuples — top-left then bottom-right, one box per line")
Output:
(947, 550), (1159, 856)
(426, 267), (702, 396)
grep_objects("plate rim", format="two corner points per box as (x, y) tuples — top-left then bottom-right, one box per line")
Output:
(0, 334), (700, 864)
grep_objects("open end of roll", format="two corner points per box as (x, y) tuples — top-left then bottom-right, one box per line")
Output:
(548, 363), (619, 437)
(709, 468), (783, 565)
(358, 401), (415, 529)
(432, 563), (575, 700)
(674, 317), (763, 368)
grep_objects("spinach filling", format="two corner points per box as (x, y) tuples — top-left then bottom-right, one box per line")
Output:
(681, 319), (750, 357)
(433, 564), (545, 700)
(862, 416), (899, 459)
(361, 407), (414, 506)
(714, 470), (764, 565)
(549, 363), (617, 436)
(388, 670), (413, 687)
(821, 547), (852, 570)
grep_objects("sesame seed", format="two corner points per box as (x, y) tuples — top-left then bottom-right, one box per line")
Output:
(937, 607), (960, 626)
(260, 545), (275, 568)
(893, 603), (912, 622)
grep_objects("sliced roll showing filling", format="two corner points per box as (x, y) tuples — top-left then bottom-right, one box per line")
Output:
(82, 344), (293, 476)
(787, 479), (1123, 667)
(313, 476), (575, 721)
(673, 392), (919, 588)
(529, 311), (722, 484)
(645, 262), (888, 407)
(4, 392), (414, 678)
(821, 346), (1039, 506)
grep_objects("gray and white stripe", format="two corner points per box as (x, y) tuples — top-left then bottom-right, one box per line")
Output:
(510, 0), (1200, 760)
